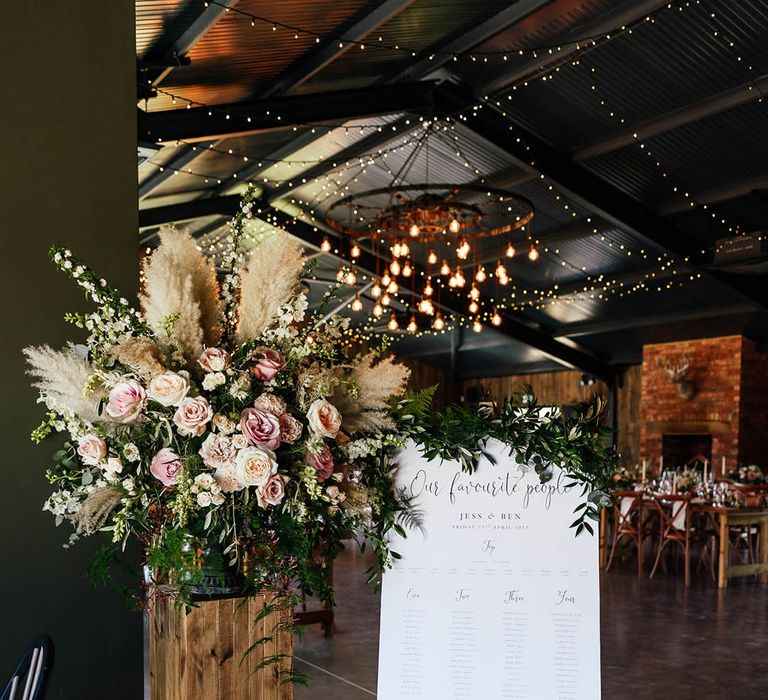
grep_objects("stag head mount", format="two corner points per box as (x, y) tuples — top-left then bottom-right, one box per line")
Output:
(656, 353), (696, 401)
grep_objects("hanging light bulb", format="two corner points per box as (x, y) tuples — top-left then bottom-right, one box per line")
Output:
(419, 297), (434, 315)
(409, 223), (420, 237)
(388, 312), (399, 331)
(321, 237), (332, 252)
(495, 260), (507, 278)
(400, 240), (410, 257)
(457, 240), (470, 260)
(351, 294), (363, 312)
(336, 267), (346, 282)
(432, 312), (445, 330)
(469, 284), (480, 301)
(448, 217), (461, 234)
(381, 293), (391, 306)
(491, 309), (502, 326)
(402, 260), (412, 277)
(371, 282), (382, 298)
(427, 249), (438, 265)
(345, 270), (357, 285)
(506, 242), (516, 258)
(448, 275), (457, 288)
(528, 245), (539, 262)
(469, 300), (479, 314)
(350, 243), (361, 258)
(373, 302), (383, 318)
(423, 279), (434, 296)
(455, 267), (466, 288)
(387, 280), (398, 294)
(440, 259), (451, 276)
(407, 315), (417, 333)
(390, 259), (401, 276)
(498, 273), (509, 286)
(472, 318), (483, 333)
(392, 241), (402, 258)
(381, 271), (392, 286)
(475, 266), (487, 283)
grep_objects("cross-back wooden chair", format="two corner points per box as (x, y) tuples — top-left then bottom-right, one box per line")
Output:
(606, 490), (647, 576)
(1, 635), (54, 700)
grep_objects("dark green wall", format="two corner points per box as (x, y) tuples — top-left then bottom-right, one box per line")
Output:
(0, 2), (142, 697)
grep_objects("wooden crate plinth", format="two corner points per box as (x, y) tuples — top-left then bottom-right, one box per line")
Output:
(149, 594), (293, 700)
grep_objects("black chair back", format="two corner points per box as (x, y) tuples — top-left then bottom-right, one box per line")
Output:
(1, 636), (54, 700)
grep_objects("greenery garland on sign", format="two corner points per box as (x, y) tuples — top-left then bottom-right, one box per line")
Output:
(401, 387), (616, 536)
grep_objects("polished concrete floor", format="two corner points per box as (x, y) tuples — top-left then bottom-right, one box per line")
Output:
(294, 543), (768, 699)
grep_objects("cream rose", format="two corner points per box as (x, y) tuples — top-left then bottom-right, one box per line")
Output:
(173, 396), (213, 437)
(197, 492), (212, 507)
(213, 465), (245, 493)
(77, 434), (107, 466)
(198, 347), (231, 373)
(306, 399), (342, 438)
(147, 371), (189, 407)
(253, 393), (287, 416)
(213, 413), (237, 434)
(234, 446), (277, 487)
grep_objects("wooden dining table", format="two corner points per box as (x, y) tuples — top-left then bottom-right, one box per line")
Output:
(691, 504), (768, 588)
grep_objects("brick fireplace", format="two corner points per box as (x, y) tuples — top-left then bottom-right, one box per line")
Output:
(639, 335), (768, 476)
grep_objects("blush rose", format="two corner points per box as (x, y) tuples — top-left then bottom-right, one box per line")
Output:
(257, 474), (288, 508)
(150, 448), (182, 487)
(250, 347), (285, 381)
(77, 434), (107, 466)
(106, 379), (146, 423)
(240, 408), (281, 449)
(198, 347), (231, 373)
(306, 443), (334, 481)
(173, 396), (213, 437)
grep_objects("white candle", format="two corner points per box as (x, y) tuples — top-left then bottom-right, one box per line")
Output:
(721, 455), (726, 476)
(660, 455), (664, 472)
(703, 460), (708, 486)
(641, 459), (647, 483)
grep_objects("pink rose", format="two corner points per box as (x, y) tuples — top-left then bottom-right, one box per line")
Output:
(240, 408), (281, 449)
(250, 347), (284, 381)
(150, 448), (182, 487)
(173, 396), (213, 437)
(306, 399), (342, 439)
(199, 433), (237, 469)
(253, 393), (286, 416)
(198, 348), (231, 373)
(278, 414), (303, 444)
(106, 379), (146, 423)
(257, 474), (288, 508)
(78, 434), (107, 466)
(306, 443), (334, 481)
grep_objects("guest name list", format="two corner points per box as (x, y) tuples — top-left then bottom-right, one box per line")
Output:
(377, 440), (601, 699)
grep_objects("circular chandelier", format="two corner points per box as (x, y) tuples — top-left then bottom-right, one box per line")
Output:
(325, 182), (535, 332)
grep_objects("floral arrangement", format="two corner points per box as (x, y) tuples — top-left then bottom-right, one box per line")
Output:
(25, 190), (418, 623)
(608, 465), (639, 491)
(727, 464), (765, 485)
(675, 468), (700, 494)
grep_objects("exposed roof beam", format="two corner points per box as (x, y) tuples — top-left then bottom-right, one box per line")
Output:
(138, 0), (240, 88)
(139, 194), (241, 228)
(262, 115), (416, 203)
(261, 0), (418, 98)
(385, 0), (553, 84)
(554, 302), (756, 338)
(138, 82), (437, 143)
(477, 0), (670, 95)
(657, 173), (768, 216)
(138, 146), (201, 199)
(434, 85), (768, 311)
(573, 74), (768, 161)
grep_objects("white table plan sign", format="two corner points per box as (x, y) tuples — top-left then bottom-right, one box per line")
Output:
(377, 439), (601, 700)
